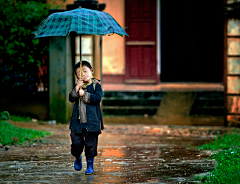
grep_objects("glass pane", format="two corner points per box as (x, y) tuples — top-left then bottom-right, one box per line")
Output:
(75, 36), (80, 54)
(228, 58), (240, 74)
(228, 19), (240, 36)
(227, 76), (240, 94)
(82, 36), (93, 54)
(75, 36), (93, 55)
(75, 56), (80, 64)
(228, 38), (240, 55)
(82, 56), (93, 66)
(227, 96), (240, 113)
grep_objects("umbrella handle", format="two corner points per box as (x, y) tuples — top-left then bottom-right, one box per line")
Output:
(79, 34), (82, 79)
(79, 61), (82, 99)
(79, 35), (82, 121)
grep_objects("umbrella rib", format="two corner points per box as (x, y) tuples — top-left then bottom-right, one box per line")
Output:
(86, 9), (107, 35)
(32, 16), (51, 37)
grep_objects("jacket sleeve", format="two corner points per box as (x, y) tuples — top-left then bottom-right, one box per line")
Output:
(83, 83), (102, 104)
(69, 85), (79, 103)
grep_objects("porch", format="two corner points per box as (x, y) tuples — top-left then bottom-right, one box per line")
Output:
(102, 83), (224, 92)
(102, 83), (225, 126)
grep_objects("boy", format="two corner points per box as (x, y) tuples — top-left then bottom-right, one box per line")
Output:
(69, 60), (104, 175)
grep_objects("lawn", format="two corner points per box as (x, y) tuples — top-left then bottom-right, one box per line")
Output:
(0, 120), (52, 146)
(195, 131), (240, 184)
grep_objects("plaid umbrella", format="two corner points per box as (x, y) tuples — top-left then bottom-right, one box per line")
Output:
(33, 7), (128, 38)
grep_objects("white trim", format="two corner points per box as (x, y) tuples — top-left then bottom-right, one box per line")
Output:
(157, 0), (161, 75)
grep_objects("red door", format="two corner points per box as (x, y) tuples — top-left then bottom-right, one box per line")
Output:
(125, 0), (157, 84)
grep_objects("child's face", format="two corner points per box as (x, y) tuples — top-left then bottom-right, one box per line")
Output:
(76, 65), (94, 83)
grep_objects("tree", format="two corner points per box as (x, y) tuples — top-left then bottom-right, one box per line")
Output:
(0, 0), (49, 93)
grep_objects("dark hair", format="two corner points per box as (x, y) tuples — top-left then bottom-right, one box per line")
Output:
(74, 60), (92, 76)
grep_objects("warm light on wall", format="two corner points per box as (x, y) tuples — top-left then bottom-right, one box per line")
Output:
(99, 0), (125, 75)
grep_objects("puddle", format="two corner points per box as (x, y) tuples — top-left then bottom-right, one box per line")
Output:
(0, 123), (224, 183)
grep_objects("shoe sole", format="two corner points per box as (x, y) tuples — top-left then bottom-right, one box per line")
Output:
(74, 167), (81, 171)
(85, 172), (93, 175)
(74, 165), (82, 171)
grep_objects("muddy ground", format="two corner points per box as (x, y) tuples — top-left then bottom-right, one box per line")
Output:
(0, 122), (234, 184)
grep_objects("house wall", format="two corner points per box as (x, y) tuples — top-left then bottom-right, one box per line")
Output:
(99, 0), (125, 75)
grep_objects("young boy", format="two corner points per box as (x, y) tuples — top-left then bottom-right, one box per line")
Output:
(69, 60), (104, 175)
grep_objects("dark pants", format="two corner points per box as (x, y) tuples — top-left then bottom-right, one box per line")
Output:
(70, 128), (99, 158)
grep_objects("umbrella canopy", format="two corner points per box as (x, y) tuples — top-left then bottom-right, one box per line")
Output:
(33, 7), (128, 38)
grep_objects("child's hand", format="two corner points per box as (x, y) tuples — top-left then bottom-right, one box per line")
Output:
(75, 79), (83, 92)
(79, 89), (84, 97)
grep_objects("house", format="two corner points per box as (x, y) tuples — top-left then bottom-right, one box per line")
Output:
(36, 0), (240, 125)
(2, 0), (238, 125)
(99, 0), (240, 126)
(47, 0), (225, 84)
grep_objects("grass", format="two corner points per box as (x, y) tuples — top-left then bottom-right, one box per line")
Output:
(197, 133), (240, 150)
(195, 131), (240, 184)
(0, 121), (52, 146)
(10, 115), (31, 122)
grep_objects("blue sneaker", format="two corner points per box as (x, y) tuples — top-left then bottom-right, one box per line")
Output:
(74, 155), (82, 171)
(85, 157), (94, 175)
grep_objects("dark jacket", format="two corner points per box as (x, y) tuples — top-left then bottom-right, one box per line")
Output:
(69, 81), (104, 133)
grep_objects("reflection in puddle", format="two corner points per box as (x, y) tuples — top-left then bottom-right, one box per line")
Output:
(0, 124), (219, 183)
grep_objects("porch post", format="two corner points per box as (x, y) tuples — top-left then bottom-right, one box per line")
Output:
(49, 36), (73, 123)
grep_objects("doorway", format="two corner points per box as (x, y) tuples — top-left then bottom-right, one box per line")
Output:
(161, 0), (224, 82)
(125, 0), (157, 84)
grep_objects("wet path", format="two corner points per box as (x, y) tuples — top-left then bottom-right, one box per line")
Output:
(0, 123), (232, 183)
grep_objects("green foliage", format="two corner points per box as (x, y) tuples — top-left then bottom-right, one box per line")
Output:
(0, 0), (49, 70)
(0, 121), (52, 146)
(195, 132), (240, 184)
(0, 111), (10, 120)
(11, 115), (31, 122)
